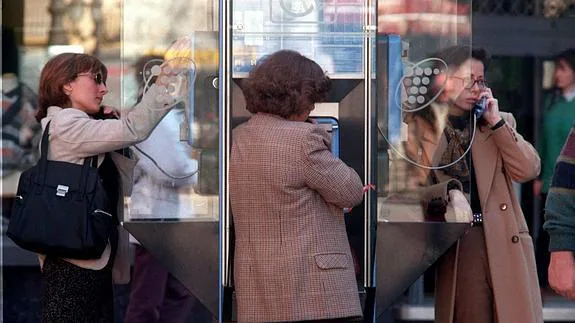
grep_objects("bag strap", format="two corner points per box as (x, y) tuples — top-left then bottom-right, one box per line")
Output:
(38, 120), (98, 198)
(77, 154), (98, 200)
(36, 121), (51, 194)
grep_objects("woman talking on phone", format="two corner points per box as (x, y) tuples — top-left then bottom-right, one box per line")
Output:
(229, 50), (366, 322)
(34, 41), (186, 322)
(403, 46), (542, 323)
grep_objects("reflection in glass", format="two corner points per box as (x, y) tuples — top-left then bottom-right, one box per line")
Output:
(377, 0), (473, 223)
(122, 0), (219, 221)
(233, 0), (367, 76)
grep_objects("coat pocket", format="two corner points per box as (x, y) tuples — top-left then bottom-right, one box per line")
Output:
(314, 252), (350, 270)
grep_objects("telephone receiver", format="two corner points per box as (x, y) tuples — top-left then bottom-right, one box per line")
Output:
(472, 96), (487, 119)
(93, 106), (119, 120)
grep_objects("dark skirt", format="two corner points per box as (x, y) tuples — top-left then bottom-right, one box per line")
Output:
(41, 228), (118, 323)
(41, 257), (114, 323)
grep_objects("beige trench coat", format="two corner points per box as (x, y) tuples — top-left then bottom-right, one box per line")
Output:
(37, 84), (171, 284)
(405, 112), (543, 323)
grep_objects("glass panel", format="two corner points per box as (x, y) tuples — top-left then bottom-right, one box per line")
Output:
(121, 0), (220, 317)
(2, 0), (217, 319)
(229, 0), (374, 294)
(232, 0), (367, 77)
(122, 0), (219, 221)
(377, 0), (473, 223)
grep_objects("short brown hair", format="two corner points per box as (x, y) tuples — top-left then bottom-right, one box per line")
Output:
(242, 50), (331, 118)
(36, 53), (108, 121)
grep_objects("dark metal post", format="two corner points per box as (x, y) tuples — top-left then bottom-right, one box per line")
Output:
(532, 0), (544, 246)
(91, 0), (103, 55)
(48, 0), (69, 45)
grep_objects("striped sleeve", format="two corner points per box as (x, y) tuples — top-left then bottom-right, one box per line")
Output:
(543, 124), (575, 252)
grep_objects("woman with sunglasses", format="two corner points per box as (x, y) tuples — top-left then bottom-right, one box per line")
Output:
(402, 46), (542, 323)
(34, 49), (184, 322)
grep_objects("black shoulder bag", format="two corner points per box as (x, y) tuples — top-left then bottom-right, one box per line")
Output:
(7, 121), (115, 259)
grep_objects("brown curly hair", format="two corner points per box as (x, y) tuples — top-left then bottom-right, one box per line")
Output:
(241, 50), (331, 119)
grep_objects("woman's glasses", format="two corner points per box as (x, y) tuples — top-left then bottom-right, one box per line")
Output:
(451, 76), (488, 90)
(77, 72), (106, 86)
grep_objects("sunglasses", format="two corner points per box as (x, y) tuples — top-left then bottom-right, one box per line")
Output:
(77, 72), (106, 86)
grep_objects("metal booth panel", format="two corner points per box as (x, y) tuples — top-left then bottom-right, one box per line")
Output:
(120, 0), (221, 318)
(375, 2), (473, 318)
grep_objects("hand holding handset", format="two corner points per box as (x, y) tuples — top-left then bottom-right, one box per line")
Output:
(94, 106), (119, 120)
(472, 96), (487, 119)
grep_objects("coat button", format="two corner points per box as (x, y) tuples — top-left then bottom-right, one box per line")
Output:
(511, 235), (519, 243)
(500, 203), (508, 211)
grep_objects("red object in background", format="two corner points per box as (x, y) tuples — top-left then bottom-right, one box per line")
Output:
(378, 0), (471, 36)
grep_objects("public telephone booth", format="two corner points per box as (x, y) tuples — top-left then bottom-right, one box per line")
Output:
(223, 0), (378, 319)
(121, 2), (221, 317)
(120, 0), (474, 322)
(374, 4), (474, 319)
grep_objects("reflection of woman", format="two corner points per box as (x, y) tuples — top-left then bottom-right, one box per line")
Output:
(400, 57), (453, 190)
(229, 50), (365, 322)
(405, 46), (542, 323)
(125, 55), (199, 323)
(534, 49), (575, 288)
(35, 52), (178, 322)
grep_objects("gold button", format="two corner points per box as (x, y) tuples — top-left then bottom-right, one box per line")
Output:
(511, 235), (519, 243)
(500, 203), (508, 211)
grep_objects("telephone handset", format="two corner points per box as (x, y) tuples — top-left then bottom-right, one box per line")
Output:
(472, 96), (487, 119)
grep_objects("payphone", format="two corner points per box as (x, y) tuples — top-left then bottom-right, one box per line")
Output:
(221, 0), (377, 320)
(374, 31), (473, 322)
(120, 7), (221, 317)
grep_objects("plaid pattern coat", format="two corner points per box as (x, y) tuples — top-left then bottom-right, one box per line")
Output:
(229, 113), (364, 322)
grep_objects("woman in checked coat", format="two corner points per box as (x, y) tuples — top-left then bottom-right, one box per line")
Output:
(229, 50), (367, 323)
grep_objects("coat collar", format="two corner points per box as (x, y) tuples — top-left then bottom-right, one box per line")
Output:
(46, 106), (63, 118)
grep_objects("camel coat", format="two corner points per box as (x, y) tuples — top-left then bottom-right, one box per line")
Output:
(229, 113), (364, 323)
(405, 112), (543, 323)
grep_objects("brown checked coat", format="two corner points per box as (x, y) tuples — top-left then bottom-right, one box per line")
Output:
(229, 113), (365, 323)
(406, 112), (543, 323)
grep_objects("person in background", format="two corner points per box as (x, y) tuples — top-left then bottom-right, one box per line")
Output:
(404, 46), (542, 323)
(229, 50), (367, 322)
(34, 47), (182, 322)
(1, 25), (41, 229)
(534, 49), (575, 288)
(124, 54), (199, 323)
(543, 124), (575, 300)
(1, 25), (41, 176)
